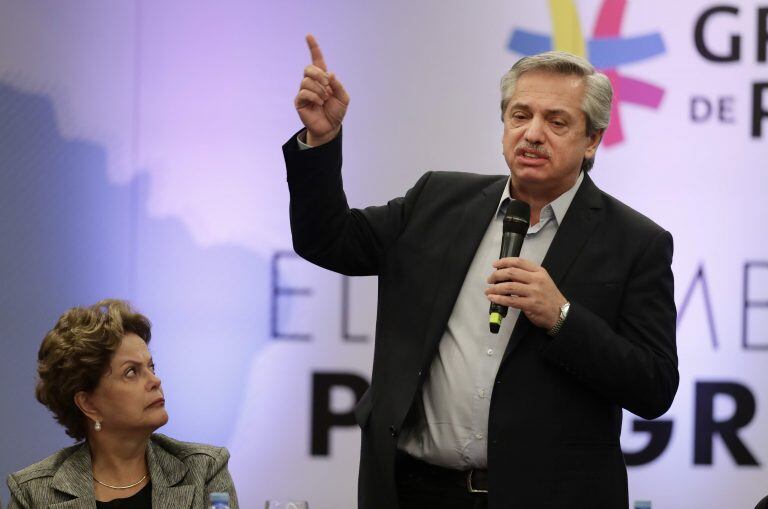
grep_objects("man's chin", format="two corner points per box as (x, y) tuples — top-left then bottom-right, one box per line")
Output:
(511, 165), (550, 183)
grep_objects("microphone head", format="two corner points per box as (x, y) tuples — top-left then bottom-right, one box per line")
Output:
(503, 199), (530, 234)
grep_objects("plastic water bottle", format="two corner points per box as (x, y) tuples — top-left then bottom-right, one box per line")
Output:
(209, 492), (231, 509)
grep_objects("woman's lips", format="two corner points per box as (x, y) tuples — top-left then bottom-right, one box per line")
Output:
(147, 398), (165, 408)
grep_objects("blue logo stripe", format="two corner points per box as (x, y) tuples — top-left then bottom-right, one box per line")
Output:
(588, 34), (666, 68)
(508, 30), (665, 71)
(507, 30), (552, 55)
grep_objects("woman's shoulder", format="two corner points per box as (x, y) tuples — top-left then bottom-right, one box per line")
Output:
(8, 442), (85, 486)
(150, 433), (229, 464)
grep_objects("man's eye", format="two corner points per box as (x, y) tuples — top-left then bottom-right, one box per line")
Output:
(149, 363), (156, 373)
(125, 367), (136, 377)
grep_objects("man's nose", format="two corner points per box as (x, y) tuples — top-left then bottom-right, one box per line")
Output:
(524, 116), (546, 144)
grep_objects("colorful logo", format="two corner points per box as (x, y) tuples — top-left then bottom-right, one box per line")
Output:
(508, 0), (666, 146)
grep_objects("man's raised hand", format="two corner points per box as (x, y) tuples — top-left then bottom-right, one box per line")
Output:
(295, 34), (349, 146)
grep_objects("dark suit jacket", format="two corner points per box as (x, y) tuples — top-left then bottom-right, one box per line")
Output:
(284, 130), (678, 509)
(6, 434), (238, 509)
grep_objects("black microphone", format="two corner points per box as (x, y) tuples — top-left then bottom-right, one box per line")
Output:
(489, 199), (530, 333)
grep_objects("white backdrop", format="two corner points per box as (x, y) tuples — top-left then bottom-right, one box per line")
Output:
(0, 1), (766, 508)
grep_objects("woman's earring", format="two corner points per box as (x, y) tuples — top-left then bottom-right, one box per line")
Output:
(94, 420), (102, 432)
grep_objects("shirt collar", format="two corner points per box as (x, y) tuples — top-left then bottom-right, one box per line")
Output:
(548, 170), (584, 226)
(496, 171), (584, 227)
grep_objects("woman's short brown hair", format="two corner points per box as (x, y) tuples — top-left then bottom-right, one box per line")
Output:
(36, 299), (152, 441)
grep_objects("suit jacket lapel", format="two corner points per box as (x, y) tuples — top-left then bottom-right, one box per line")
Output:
(148, 438), (195, 509)
(49, 443), (96, 509)
(540, 173), (603, 285)
(501, 173), (604, 362)
(420, 176), (508, 366)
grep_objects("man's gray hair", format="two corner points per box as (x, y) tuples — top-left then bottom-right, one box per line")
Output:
(500, 51), (613, 171)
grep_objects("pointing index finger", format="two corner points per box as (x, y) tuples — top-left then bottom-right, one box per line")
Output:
(306, 34), (328, 72)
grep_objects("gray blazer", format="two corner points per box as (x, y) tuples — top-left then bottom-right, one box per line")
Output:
(6, 433), (238, 508)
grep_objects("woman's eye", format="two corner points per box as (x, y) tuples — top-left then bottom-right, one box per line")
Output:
(125, 367), (136, 377)
(149, 364), (156, 373)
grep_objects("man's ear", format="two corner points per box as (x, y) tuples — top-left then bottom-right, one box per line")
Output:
(74, 391), (101, 423)
(585, 129), (604, 159)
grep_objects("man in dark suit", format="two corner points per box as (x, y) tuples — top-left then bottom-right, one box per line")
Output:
(284, 35), (678, 509)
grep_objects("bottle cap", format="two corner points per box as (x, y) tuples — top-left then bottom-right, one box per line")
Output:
(209, 492), (230, 503)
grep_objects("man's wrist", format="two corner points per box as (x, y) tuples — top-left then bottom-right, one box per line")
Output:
(306, 127), (340, 148)
(297, 129), (312, 150)
(547, 301), (570, 336)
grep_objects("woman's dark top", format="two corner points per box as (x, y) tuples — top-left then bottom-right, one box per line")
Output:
(96, 481), (152, 508)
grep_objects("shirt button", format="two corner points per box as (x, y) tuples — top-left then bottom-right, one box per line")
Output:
(478, 389), (486, 398)
(475, 433), (484, 440)
(486, 348), (494, 356)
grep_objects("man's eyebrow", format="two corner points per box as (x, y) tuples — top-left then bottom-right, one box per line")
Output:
(543, 108), (573, 117)
(508, 102), (531, 111)
(507, 104), (574, 117)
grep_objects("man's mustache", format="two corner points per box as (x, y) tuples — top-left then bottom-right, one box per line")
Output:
(514, 142), (551, 159)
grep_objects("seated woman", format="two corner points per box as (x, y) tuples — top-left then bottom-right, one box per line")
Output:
(6, 299), (238, 508)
